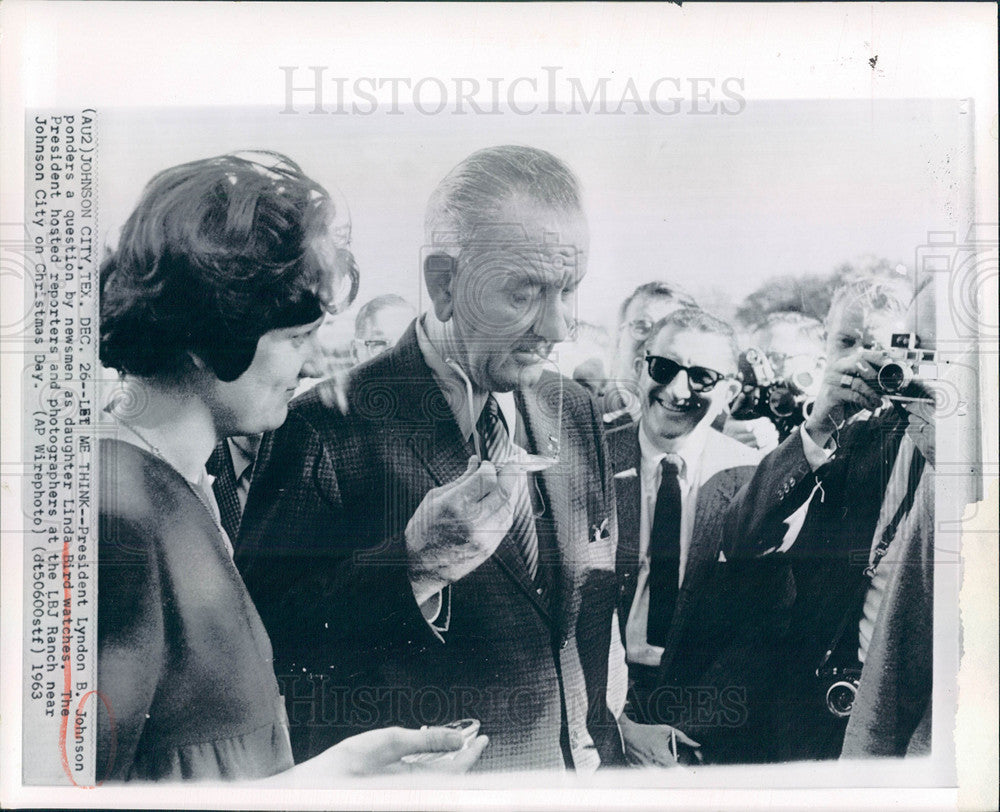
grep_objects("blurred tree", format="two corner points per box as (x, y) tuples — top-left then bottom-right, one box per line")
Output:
(735, 256), (903, 329)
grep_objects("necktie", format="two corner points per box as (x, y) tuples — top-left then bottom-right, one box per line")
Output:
(207, 439), (242, 548)
(646, 455), (682, 647)
(476, 395), (540, 582)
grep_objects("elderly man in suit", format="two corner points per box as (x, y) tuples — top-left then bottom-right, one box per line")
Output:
(608, 307), (794, 765)
(236, 145), (627, 772)
(723, 275), (934, 761)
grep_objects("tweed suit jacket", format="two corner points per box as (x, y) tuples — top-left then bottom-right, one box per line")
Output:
(236, 323), (625, 772)
(609, 421), (794, 763)
(722, 409), (909, 760)
(206, 439), (242, 547)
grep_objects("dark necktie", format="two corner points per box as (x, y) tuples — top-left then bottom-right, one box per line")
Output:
(206, 440), (242, 548)
(476, 394), (540, 581)
(646, 456), (682, 647)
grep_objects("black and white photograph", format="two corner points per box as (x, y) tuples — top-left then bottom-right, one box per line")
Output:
(1, 3), (996, 810)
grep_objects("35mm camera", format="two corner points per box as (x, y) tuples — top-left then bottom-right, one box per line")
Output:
(876, 333), (939, 395)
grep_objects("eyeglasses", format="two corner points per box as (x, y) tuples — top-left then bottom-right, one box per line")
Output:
(356, 338), (390, 353)
(644, 353), (729, 393)
(623, 319), (655, 342)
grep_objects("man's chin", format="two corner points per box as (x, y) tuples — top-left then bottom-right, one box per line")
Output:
(485, 358), (546, 392)
(643, 405), (700, 440)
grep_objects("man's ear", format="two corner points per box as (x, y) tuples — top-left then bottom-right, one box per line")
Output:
(424, 253), (456, 322)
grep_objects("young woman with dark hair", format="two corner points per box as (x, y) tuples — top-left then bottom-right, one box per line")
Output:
(97, 152), (485, 782)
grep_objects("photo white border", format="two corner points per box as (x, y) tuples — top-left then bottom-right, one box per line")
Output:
(2, 3), (996, 809)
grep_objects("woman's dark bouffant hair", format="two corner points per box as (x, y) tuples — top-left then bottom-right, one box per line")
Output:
(100, 152), (354, 382)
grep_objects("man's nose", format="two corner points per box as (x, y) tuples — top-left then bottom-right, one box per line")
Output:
(299, 335), (323, 379)
(534, 289), (571, 343)
(663, 368), (692, 399)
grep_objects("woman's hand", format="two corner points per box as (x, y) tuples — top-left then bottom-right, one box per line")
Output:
(281, 725), (489, 783)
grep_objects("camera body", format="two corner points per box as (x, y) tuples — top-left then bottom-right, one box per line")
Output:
(815, 665), (863, 718)
(731, 348), (813, 440)
(876, 333), (939, 395)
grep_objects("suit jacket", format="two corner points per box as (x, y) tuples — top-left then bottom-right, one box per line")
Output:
(723, 409), (910, 760)
(840, 461), (933, 758)
(608, 422), (794, 763)
(236, 324), (625, 772)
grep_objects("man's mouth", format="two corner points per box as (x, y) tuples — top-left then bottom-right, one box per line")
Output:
(651, 394), (691, 414)
(511, 345), (551, 364)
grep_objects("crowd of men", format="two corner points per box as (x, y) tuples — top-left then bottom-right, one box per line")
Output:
(207, 145), (935, 771)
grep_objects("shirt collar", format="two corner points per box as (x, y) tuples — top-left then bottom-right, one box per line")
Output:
(637, 418), (712, 484)
(227, 434), (260, 482)
(415, 314), (519, 445)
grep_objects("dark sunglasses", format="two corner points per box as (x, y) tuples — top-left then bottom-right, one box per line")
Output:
(644, 353), (729, 393)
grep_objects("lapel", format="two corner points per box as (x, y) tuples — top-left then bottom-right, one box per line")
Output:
(517, 380), (584, 628)
(607, 421), (641, 580)
(389, 327), (551, 623)
(661, 431), (756, 667)
(207, 439), (242, 548)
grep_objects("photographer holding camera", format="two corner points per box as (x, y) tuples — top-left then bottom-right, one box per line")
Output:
(725, 312), (826, 451)
(722, 275), (935, 761)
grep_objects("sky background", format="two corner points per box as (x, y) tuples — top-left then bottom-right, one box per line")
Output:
(97, 99), (973, 347)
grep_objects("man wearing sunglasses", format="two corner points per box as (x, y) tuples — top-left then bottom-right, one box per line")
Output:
(607, 307), (794, 765)
(604, 281), (698, 425)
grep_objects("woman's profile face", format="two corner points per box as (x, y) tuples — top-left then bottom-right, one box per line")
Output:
(205, 316), (325, 436)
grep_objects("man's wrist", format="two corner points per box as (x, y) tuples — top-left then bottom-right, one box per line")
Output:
(802, 418), (835, 450)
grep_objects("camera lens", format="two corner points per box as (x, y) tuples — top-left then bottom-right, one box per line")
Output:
(825, 680), (857, 718)
(789, 369), (815, 391)
(877, 361), (910, 393)
(768, 386), (797, 418)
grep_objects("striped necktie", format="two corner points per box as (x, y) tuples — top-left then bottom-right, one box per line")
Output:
(476, 394), (540, 582)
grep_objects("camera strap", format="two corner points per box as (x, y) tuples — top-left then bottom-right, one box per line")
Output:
(815, 446), (927, 675)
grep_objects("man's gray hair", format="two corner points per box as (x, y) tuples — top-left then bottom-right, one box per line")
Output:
(425, 145), (583, 246)
(752, 310), (825, 346)
(617, 280), (698, 328)
(826, 275), (914, 328)
(646, 306), (741, 367)
(354, 293), (415, 334)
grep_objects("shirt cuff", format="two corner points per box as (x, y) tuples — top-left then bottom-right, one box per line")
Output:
(413, 584), (451, 642)
(800, 424), (835, 471)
